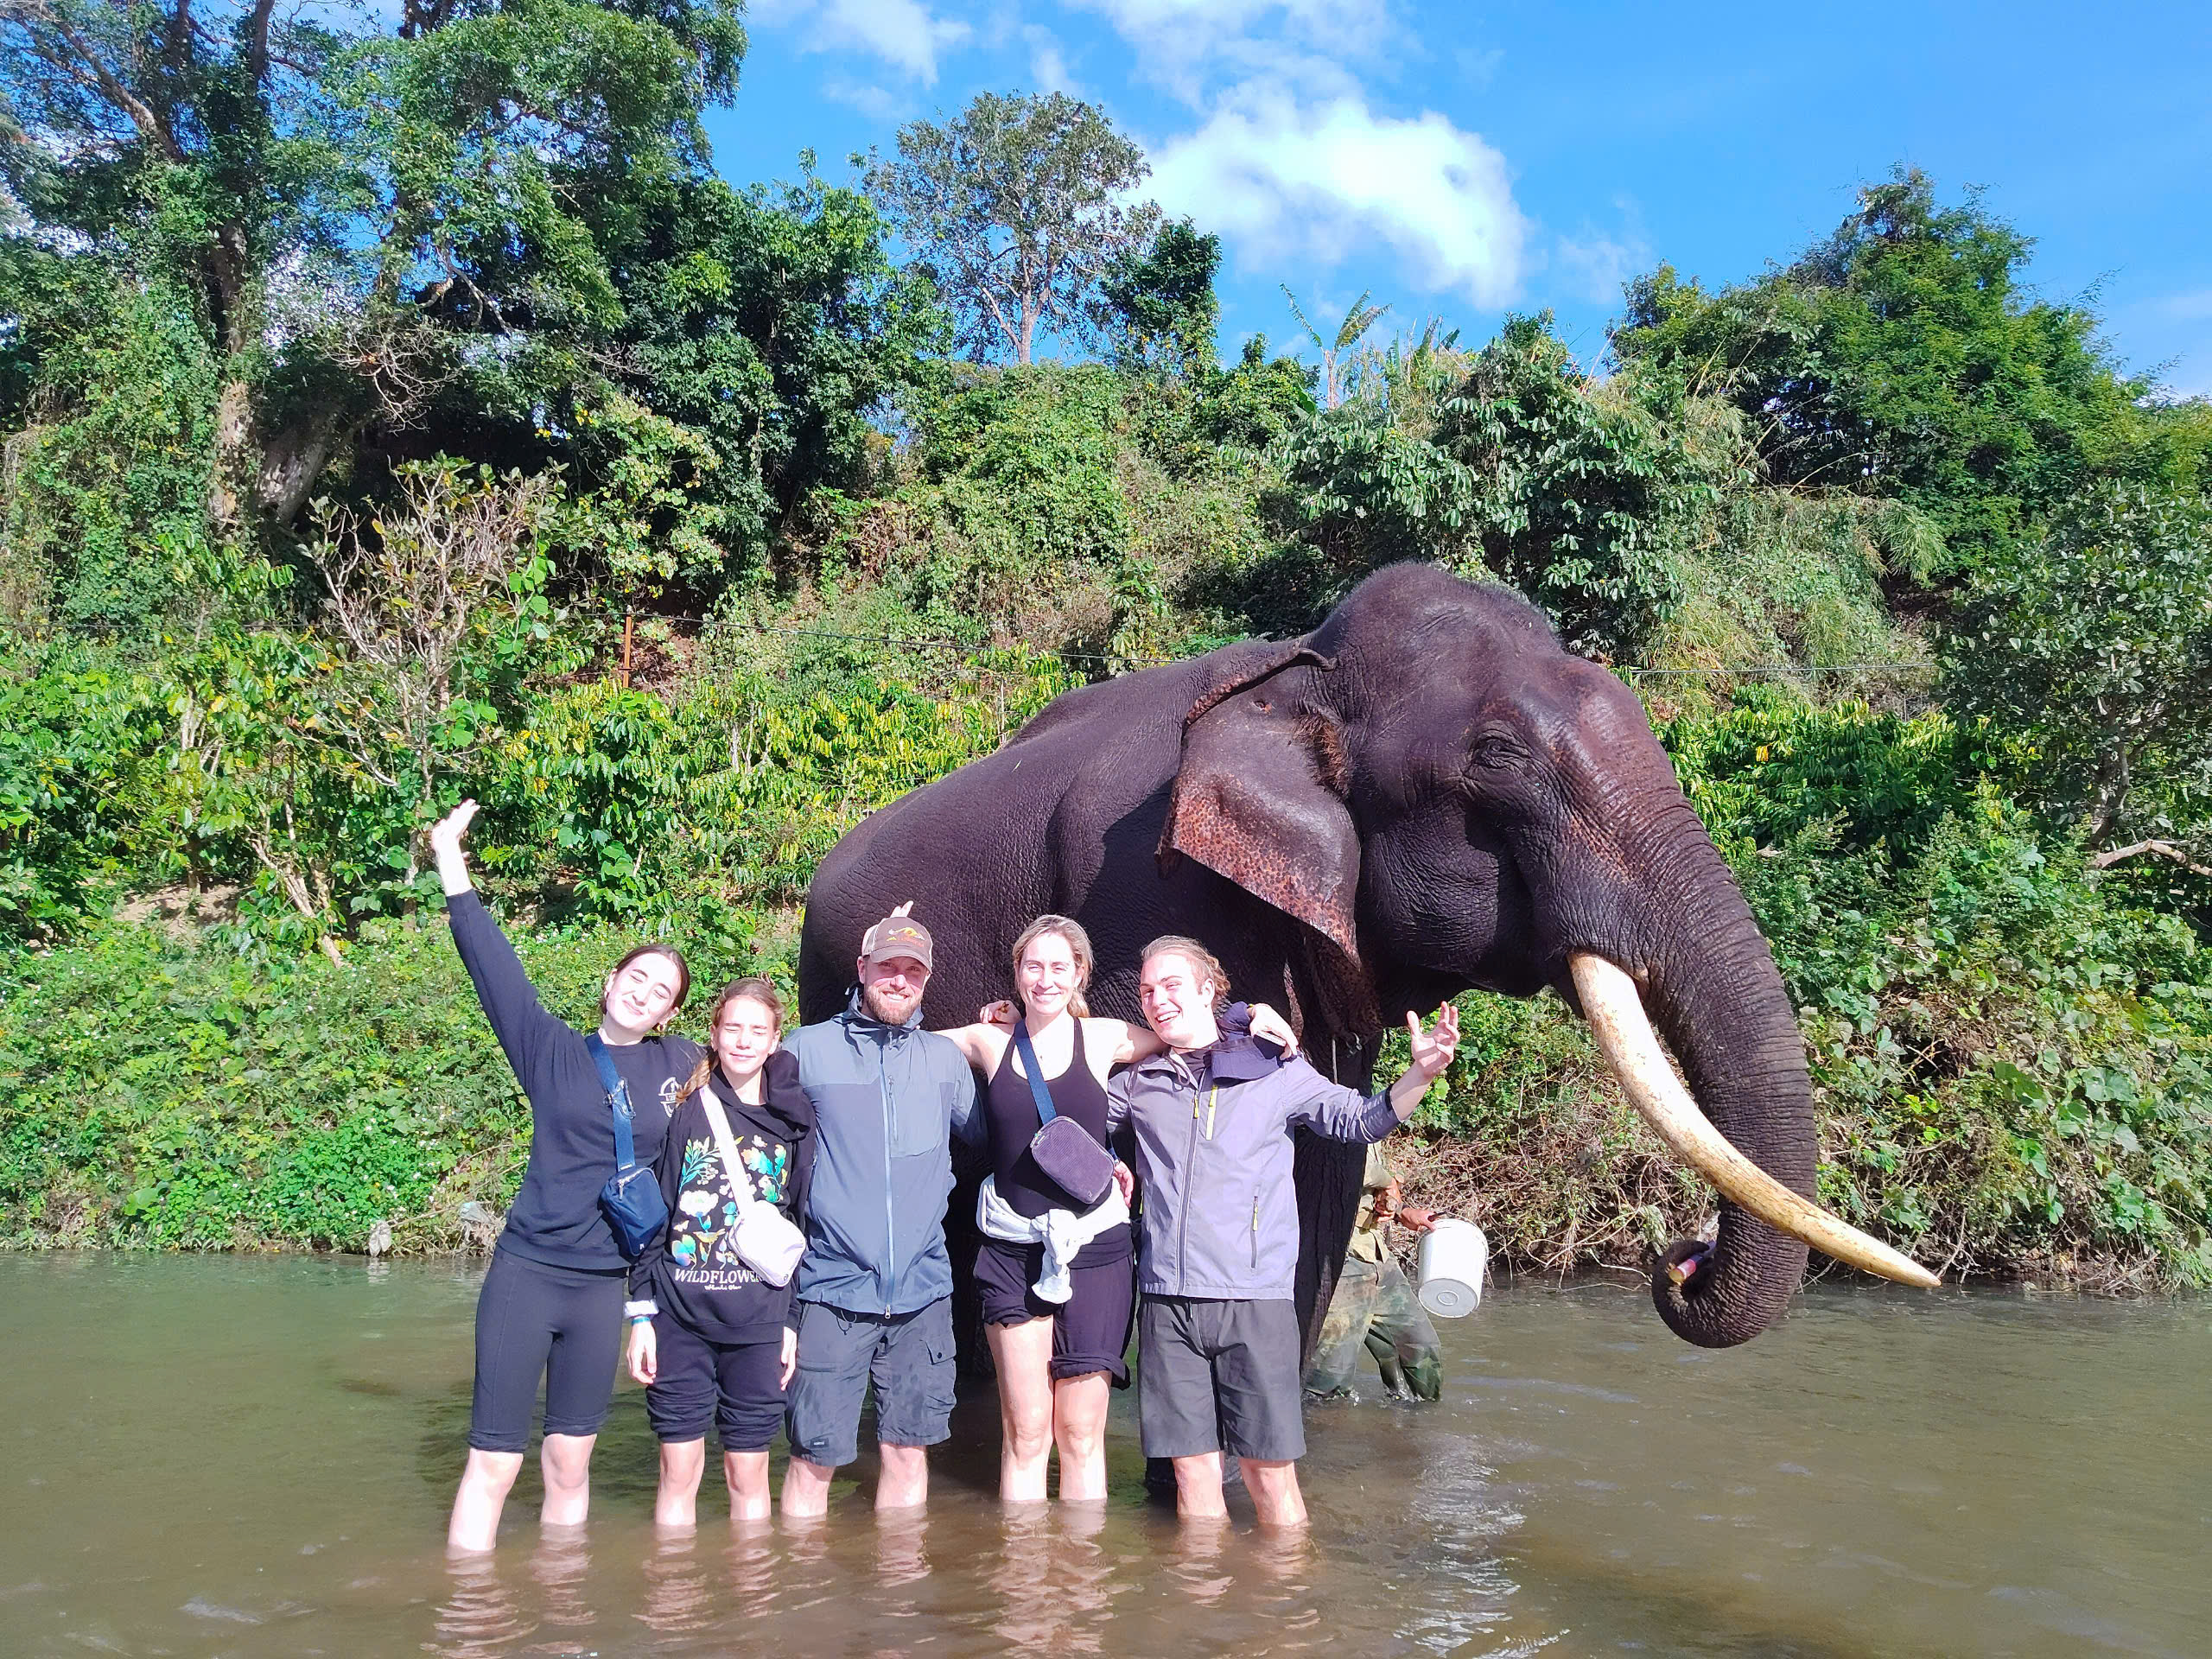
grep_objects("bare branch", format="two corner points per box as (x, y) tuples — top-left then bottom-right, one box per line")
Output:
(2091, 840), (2212, 880)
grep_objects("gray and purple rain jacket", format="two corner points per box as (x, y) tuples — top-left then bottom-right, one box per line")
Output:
(1106, 1041), (1401, 1301)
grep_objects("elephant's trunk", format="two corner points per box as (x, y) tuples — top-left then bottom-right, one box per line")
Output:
(1578, 800), (1933, 1346)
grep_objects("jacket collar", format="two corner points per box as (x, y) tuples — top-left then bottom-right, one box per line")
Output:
(840, 985), (925, 1037)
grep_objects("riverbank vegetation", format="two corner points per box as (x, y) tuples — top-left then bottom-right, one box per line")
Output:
(3, 10), (2209, 1282)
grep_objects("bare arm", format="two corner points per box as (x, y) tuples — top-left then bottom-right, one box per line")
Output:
(1291, 1007), (1462, 1141)
(931, 1019), (1010, 1073)
(1090, 1002), (1299, 1068)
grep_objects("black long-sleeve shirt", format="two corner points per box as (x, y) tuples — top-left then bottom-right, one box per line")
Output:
(630, 1051), (816, 1344)
(448, 891), (702, 1271)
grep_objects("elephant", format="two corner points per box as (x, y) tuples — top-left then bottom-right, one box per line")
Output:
(796, 562), (1929, 1355)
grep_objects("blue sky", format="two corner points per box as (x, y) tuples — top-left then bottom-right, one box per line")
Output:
(703, 2), (2212, 395)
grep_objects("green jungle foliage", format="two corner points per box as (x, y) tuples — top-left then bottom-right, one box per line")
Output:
(3, 45), (2209, 1284)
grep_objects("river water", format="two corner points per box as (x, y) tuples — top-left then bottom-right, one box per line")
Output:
(3, 1254), (2205, 1657)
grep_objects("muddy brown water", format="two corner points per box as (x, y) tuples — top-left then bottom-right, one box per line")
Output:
(3, 1253), (2206, 1657)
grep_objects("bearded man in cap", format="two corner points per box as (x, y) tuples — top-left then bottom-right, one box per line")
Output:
(778, 905), (980, 1516)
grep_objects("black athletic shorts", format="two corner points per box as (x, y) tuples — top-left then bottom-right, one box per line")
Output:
(1137, 1295), (1305, 1462)
(973, 1239), (1135, 1384)
(645, 1316), (785, 1450)
(468, 1247), (627, 1453)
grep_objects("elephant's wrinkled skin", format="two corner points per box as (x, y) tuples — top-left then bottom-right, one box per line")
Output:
(798, 563), (1816, 1351)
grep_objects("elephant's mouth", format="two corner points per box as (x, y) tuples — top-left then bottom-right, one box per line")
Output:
(1568, 952), (1939, 1290)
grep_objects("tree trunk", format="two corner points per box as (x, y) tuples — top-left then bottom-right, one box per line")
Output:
(211, 376), (257, 536)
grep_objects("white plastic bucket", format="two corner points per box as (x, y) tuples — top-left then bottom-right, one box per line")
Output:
(1415, 1217), (1488, 1319)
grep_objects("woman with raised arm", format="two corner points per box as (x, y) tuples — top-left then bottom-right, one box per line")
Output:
(626, 979), (814, 1529)
(931, 913), (1297, 1503)
(431, 799), (702, 1554)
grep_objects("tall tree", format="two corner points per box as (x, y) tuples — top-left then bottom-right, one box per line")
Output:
(0, 0), (746, 556)
(863, 91), (1159, 365)
(1100, 218), (1220, 374)
(1610, 168), (2140, 574)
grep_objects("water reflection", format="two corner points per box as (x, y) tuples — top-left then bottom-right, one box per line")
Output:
(988, 1506), (1137, 1656)
(637, 1530), (713, 1636)
(874, 1510), (931, 1593)
(530, 1530), (597, 1640)
(13, 1256), (2212, 1659)
(723, 1517), (781, 1622)
(433, 1554), (536, 1657)
(1165, 1514), (1233, 1610)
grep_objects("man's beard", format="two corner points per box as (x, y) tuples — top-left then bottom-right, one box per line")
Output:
(863, 983), (920, 1024)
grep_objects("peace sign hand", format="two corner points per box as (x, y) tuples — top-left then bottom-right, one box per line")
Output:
(1406, 1003), (1461, 1082)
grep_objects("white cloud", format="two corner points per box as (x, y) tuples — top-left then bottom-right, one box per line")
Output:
(822, 76), (912, 120)
(2151, 289), (2212, 321)
(1071, 0), (1390, 105)
(1554, 227), (1649, 307)
(1072, 1), (1528, 308)
(1148, 91), (1526, 308)
(753, 0), (971, 84)
(1023, 24), (1078, 94)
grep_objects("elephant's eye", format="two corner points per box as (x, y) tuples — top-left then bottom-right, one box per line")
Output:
(1469, 732), (1527, 772)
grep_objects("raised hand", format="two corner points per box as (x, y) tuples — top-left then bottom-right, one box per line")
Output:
(1407, 1003), (1460, 1080)
(429, 798), (479, 859)
(979, 999), (1017, 1029)
(430, 799), (480, 895)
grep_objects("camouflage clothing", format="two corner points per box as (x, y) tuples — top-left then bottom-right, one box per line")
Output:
(1344, 1142), (1395, 1263)
(1303, 1144), (1442, 1401)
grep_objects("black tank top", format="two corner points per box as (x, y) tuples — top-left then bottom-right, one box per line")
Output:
(983, 1020), (1132, 1259)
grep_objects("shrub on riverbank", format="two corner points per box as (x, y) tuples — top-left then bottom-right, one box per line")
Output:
(10, 694), (2209, 1286)
(0, 913), (791, 1252)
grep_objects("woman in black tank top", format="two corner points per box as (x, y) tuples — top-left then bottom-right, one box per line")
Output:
(933, 914), (1296, 1503)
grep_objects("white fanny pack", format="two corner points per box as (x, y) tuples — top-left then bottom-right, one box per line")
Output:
(700, 1091), (807, 1287)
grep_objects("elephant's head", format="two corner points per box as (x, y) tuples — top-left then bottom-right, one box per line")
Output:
(1160, 563), (1931, 1348)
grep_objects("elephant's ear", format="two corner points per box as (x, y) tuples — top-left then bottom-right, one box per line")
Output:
(1159, 641), (1360, 965)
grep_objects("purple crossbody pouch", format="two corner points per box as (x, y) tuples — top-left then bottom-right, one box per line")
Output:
(1014, 1022), (1116, 1211)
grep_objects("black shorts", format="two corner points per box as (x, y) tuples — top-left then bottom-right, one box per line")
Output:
(1137, 1295), (1306, 1462)
(468, 1247), (626, 1453)
(973, 1239), (1135, 1384)
(645, 1317), (785, 1451)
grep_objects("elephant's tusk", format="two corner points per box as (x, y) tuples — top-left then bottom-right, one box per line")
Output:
(1568, 952), (1940, 1291)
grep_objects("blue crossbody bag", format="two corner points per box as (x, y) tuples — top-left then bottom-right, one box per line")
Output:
(587, 1033), (668, 1261)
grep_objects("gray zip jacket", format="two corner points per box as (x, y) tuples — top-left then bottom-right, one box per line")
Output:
(1106, 1046), (1400, 1300)
(783, 991), (980, 1316)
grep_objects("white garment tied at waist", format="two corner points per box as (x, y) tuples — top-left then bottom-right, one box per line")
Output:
(976, 1175), (1129, 1303)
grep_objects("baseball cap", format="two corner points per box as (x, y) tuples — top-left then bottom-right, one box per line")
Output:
(860, 912), (934, 972)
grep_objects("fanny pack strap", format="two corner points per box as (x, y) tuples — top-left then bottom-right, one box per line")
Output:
(699, 1087), (760, 1217)
(585, 1033), (638, 1170)
(1012, 1021), (1058, 1127)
